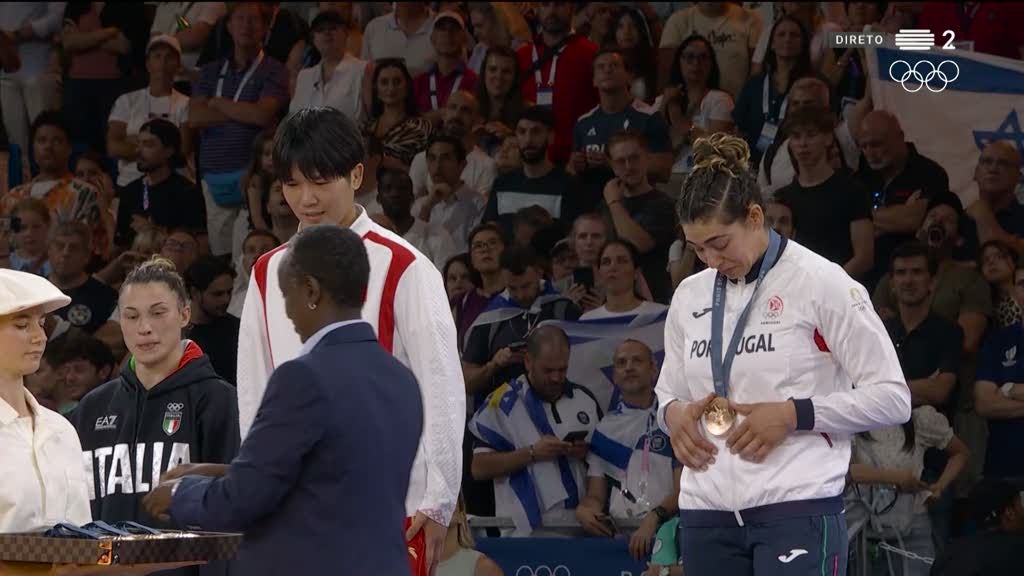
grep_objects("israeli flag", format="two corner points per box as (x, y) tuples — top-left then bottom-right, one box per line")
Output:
(540, 308), (668, 411)
(865, 45), (1024, 204)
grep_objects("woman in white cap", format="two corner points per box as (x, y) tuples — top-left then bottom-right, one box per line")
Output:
(0, 269), (91, 532)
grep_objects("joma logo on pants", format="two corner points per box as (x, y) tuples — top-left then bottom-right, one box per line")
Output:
(690, 334), (776, 359)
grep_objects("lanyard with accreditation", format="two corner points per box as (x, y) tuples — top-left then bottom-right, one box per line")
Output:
(532, 43), (565, 107)
(704, 229), (783, 436)
(215, 51), (265, 102)
(429, 70), (463, 110)
(756, 75), (789, 152)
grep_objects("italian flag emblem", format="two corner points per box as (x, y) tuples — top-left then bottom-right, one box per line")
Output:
(163, 402), (184, 436)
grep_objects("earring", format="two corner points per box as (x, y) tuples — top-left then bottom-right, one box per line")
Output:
(307, 302), (317, 310)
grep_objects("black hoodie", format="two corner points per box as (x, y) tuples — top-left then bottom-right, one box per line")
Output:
(70, 341), (239, 527)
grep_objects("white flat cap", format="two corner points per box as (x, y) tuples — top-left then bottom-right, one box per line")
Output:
(0, 269), (71, 317)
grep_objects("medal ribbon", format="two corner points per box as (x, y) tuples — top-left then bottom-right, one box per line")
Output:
(710, 229), (782, 399)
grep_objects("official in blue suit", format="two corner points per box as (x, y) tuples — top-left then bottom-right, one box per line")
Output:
(144, 225), (424, 576)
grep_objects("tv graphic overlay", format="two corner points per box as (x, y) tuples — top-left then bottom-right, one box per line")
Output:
(889, 29), (960, 93)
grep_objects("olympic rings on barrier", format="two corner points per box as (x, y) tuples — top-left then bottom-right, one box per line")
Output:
(514, 566), (572, 576)
(888, 59), (960, 93)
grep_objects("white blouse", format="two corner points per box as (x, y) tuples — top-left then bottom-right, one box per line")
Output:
(0, 389), (91, 533)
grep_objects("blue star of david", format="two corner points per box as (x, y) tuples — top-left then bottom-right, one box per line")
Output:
(973, 110), (1024, 157)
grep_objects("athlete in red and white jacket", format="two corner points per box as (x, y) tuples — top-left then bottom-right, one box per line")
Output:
(236, 108), (464, 575)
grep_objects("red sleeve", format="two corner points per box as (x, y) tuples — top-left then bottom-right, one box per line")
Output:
(412, 72), (431, 115)
(517, 43), (537, 102)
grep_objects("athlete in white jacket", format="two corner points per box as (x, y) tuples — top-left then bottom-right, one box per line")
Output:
(657, 134), (910, 576)
(236, 108), (464, 576)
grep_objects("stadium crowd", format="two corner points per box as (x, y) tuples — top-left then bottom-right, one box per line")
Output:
(1, 2), (1024, 575)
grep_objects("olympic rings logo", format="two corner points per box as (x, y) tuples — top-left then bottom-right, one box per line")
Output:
(166, 402), (185, 412)
(888, 59), (960, 93)
(515, 566), (571, 576)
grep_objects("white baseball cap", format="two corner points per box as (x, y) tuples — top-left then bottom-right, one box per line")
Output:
(432, 11), (466, 33)
(147, 34), (183, 57)
(0, 269), (71, 317)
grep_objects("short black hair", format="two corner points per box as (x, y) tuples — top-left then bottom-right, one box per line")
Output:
(607, 129), (649, 156)
(599, 239), (640, 269)
(927, 190), (965, 218)
(140, 118), (183, 160)
(592, 46), (633, 73)
(518, 106), (555, 130)
(781, 105), (835, 136)
(273, 107), (365, 184)
(500, 245), (540, 275)
(890, 240), (937, 276)
(59, 333), (115, 371)
(285, 225), (369, 310)
(427, 133), (467, 163)
(184, 255), (236, 293)
(468, 222), (505, 249)
(527, 324), (570, 358)
(31, 110), (70, 143)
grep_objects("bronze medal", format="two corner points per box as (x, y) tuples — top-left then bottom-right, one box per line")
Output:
(702, 396), (736, 437)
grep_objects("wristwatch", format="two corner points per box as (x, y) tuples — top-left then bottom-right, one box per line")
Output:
(652, 505), (672, 524)
(1000, 382), (1015, 397)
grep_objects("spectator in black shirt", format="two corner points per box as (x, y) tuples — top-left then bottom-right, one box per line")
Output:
(184, 256), (239, 385)
(931, 478), (1024, 576)
(601, 130), (678, 303)
(776, 106), (873, 279)
(483, 106), (586, 237)
(115, 119), (206, 248)
(766, 197), (796, 240)
(856, 110), (950, 289)
(967, 141), (1024, 257)
(48, 222), (118, 337)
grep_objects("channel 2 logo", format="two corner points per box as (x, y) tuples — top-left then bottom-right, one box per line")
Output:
(888, 29), (960, 93)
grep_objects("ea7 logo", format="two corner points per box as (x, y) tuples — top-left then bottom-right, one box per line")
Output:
(95, 415), (118, 431)
(1003, 346), (1017, 367)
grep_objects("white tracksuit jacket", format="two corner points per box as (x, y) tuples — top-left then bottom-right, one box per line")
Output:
(656, 239), (911, 514)
(236, 207), (465, 525)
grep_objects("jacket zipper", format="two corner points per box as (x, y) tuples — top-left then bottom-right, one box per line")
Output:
(130, 389), (148, 519)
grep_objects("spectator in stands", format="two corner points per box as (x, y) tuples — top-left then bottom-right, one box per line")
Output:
(823, 2), (884, 117)
(72, 151), (117, 262)
(980, 241), (1022, 329)
(601, 131), (679, 303)
(733, 15), (813, 166)
(484, 106), (580, 237)
(766, 198), (796, 240)
(454, 223), (506, 350)
(0, 3), (63, 154)
(377, 165), (456, 270)
(475, 46), (528, 154)
(857, 111), (950, 289)
(608, 8), (657, 104)
(468, 3), (527, 75)
(60, 2), (147, 153)
(410, 90), (496, 198)
(931, 478), (1024, 576)
(443, 253), (473, 304)
(243, 128), (276, 232)
(6, 198), (51, 277)
(850, 391), (969, 576)
(572, 49), (672, 201)
(365, 58), (433, 168)
(469, 325), (601, 536)
(511, 206), (554, 251)
(416, 135), (486, 254)
(874, 194), (990, 357)
(54, 333), (114, 415)
(571, 212), (611, 278)
(71, 257), (239, 528)
(582, 240), (667, 321)
(752, 2), (833, 76)
(658, 35), (735, 193)
(228, 229), (280, 318)
(578, 339), (680, 561)
(775, 106), (874, 279)
(974, 262), (1024, 482)
(160, 229), (200, 276)
(413, 12), (477, 116)
(289, 9), (368, 123)
(463, 246), (580, 404)
(516, 1), (599, 164)
(115, 119), (206, 249)
(266, 179), (298, 244)
(185, 256), (239, 385)
(575, 3), (615, 47)
(967, 141), (1024, 256)
(107, 35), (190, 189)
(918, 2), (1024, 61)
(549, 239), (578, 294)
(48, 222), (118, 337)
(437, 496), (504, 576)
(191, 1), (289, 258)
(361, 2), (435, 76)
(758, 77), (865, 197)
(0, 112), (100, 229)
(658, 3), (762, 100)
(149, 2), (227, 87)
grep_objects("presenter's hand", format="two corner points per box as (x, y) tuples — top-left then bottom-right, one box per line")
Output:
(576, 505), (613, 537)
(726, 401), (797, 463)
(142, 479), (180, 522)
(894, 469), (929, 494)
(629, 513), (660, 560)
(160, 463), (228, 483)
(665, 394), (717, 471)
(405, 512), (447, 576)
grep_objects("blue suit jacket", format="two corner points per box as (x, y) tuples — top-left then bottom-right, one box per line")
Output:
(170, 322), (423, 575)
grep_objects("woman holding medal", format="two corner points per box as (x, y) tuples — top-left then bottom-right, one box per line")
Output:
(655, 133), (911, 576)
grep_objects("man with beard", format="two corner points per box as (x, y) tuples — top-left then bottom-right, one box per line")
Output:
(483, 106), (586, 238)
(115, 118), (206, 248)
(375, 165), (456, 270)
(515, 1), (598, 163)
(185, 256), (240, 384)
(412, 12), (477, 115)
(409, 90), (495, 198)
